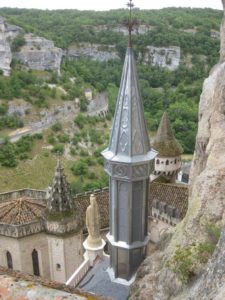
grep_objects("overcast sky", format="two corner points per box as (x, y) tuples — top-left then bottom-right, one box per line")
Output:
(0, 0), (223, 11)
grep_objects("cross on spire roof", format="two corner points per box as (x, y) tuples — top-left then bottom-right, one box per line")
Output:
(125, 0), (138, 47)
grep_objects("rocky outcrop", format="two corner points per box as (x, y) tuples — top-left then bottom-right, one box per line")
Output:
(0, 16), (21, 75)
(130, 1), (225, 299)
(113, 24), (153, 35)
(14, 34), (63, 75)
(67, 43), (119, 62)
(140, 46), (181, 70)
(67, 43), (180, 70)
(87, 24), (154, 35)
(7, 100), (31, 117)
(188, 226), (225, 299)
(0, 18), (62, 75)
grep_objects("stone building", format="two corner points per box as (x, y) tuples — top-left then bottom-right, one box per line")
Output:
(0, 181), (188, 283)
(0, 162), (83, 283)
(151, 111), (183, 183)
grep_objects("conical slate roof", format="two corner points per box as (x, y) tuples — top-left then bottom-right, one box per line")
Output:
(152, 112), (183, 157)
(103, 47), (152, 162)
(48, 160), (73, 213)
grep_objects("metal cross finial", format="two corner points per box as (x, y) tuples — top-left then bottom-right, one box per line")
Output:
(125, 0), (137, 47)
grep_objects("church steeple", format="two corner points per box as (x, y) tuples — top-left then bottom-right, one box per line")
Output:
(47, 160), (73, 213)
(102, 0), (157, 282)
(106, 46), (152, 160)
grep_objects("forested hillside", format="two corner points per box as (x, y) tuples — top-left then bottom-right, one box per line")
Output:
(0, 7), (222, 192)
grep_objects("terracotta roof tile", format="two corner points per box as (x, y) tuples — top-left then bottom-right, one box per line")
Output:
(149, 182), (188, 218)
(0, 183), (188, 227)
(75, 189), (109, 230)
(0, 198), (46, 225)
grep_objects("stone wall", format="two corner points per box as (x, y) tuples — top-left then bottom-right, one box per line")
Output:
(45, 219), (80, 235)
(47, 234), (83, 283)
(0, 221), (44, 238)
(0, 188), (46, 203)
(0, 233), (50, 278)
(64, 234), (83, 281)
(0, 265), (109, 299)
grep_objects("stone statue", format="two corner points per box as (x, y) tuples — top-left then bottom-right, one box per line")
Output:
(86, 194), (102, 248)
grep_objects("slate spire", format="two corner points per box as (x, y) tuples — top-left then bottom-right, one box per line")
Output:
(153, 112), (183, 157)
(106, 47), (153, 161)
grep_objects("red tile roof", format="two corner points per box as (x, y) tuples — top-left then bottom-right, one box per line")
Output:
(0, 198), (46, 225)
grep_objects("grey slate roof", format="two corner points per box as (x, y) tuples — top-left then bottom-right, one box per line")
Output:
(152, 112), (183, 157)
(103, 47), (154, 163)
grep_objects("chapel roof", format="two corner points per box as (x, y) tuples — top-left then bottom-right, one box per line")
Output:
(152, 112), (183, 157)
(0, 197), (46, 225)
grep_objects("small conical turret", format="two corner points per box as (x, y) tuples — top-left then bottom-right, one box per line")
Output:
(151, 112), (183, 183)
(47, 160), (73, 213)
(152, 112), (183, 157)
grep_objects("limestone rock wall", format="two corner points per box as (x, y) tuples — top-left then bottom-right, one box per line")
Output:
(67, 42), (180, 70)
(0, 16), (21, 76)
(188, 226), (225, 299)
(140, 46), (181, 71)
(14, 34), (63, 75)
(67, 43), (119, 62)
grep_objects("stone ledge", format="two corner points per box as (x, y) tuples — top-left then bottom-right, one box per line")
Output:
(0, 265), (112, 300)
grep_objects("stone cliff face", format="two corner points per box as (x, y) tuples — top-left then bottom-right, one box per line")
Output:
(67, 42), (180, 70)
(0, 17), (181, 74)
(140, 46), (180, 71)
(0, 16), (21, 75)
(14, 34), (63, 75)
(67, 43), (120, 62)
(130, 1), (225, 299)
(0, 18), (63, 75)
(188, 226), (225, 299)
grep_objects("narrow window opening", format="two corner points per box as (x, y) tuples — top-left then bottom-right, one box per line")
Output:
(6, 251), (13, 269)
(32, 249), (40, 276)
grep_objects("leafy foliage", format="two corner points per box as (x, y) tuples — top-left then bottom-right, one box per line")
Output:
(167, 223), (221, 284)
(11, 34), (26, 52)
(0, 134), (43, 167)
(0, 6), (222, 158)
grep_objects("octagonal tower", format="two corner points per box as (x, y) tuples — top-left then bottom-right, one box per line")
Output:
(102, 45), (157, 282)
